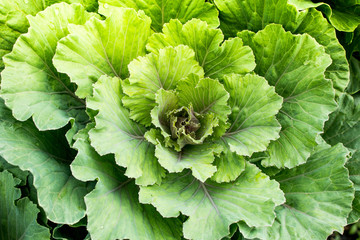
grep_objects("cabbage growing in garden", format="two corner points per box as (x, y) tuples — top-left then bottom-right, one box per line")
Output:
(0, 0), (359, 239)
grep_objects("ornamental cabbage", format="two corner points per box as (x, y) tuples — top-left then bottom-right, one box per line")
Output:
(0, 1), (359, 240)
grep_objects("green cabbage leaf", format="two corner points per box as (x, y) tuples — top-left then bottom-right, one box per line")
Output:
(0, 2), (356, 240)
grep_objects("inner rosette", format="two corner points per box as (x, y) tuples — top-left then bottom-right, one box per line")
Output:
(149, 74), (228, 152)
(168, 105), (216, 149)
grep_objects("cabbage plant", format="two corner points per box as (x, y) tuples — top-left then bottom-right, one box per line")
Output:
(0, 1), (359, 240)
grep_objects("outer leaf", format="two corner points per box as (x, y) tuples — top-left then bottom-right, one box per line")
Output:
(139, 163), (285, 240)
(0, 0), (45, 71)
(0, 0), (96, 73)
(0, 156), (28, 186)
(287, 0), (323, 9)
(47, 0), (99, 11)
(221, 74), (282, 157)
(294, 8), (350, 95)
(98, 0), (219, 32)
(122, 45), (204, 126)
(72, 0), (98, 11)
(0, 99), (88, 224)
(0, 171), (50, 240)
(346, 152), (360, 224)
(53, 7), (151, 98)
(323, 94), (360, 161)
(323, 93), (360, 223)
(288, 0), (360, 32)
(214, 0), (349, 94)
(147, 19), (256, 79)
(340, 28), (360, 94)
(88, 75), (165, 186)
(23, 173), (48, 226)
(154, 142), (221, 182)
(71, 126), (182, 240)
(238, 143), (354, 240)
(348, 56), (360, 94)
(1, 3), (94, 130)
(214, 0), (298, 37)
(239, 24), (336, 168)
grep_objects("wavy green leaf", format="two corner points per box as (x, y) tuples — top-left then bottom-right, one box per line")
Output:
(0, 156), (28, 185)
(53, 7), (151, 99)
(214, 0), (298, 37)
(1, 3), (94, 130)
(287, 0), (323, 9)
(348, 56), (360, 94)
(147, 19), (255, 79)
(98, 0), (219, 32)
(122, 45), (204, 126)
(238, 143), (354, 240)
(323, 94), (360, 160)
(221, 73), (282, 157)
(71, 126), (182, 240)
(0, 0), (98, 73)
(154, 142), (221, 182)
(47, 0), (98, 11)
(0, 98), (88, 224)
(0, 171), (50, 240)
(88, 75), (165, 186)
(346, 152), (360, 224)
(139, 163), (284, 240)
(294, 8), (350, 95)
(323, 93), (360, 223)
(239, 24), (336, 168)
(210, 142), (245, 183)
(288, 0), (360, 32)
(214, 0), (349, 94)
(0, 0), (46, 71)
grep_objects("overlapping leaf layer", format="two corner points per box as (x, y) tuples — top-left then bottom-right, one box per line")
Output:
(0, 0), (358, 240)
